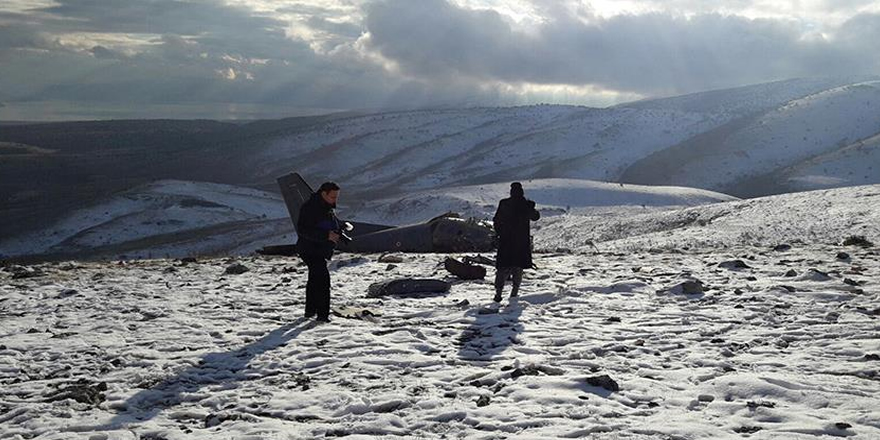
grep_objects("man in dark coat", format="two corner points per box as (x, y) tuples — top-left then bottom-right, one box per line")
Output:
(492, 182), (540, 302)
(296, 182), (342, 322)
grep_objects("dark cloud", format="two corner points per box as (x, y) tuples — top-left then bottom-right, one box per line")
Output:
(1, 0), (879, 119)
(0, 23), (59, 50)
(36, 0), (284, 35)
(365, 0), (880, 95)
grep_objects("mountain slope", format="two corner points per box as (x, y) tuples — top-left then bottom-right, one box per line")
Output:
(621, 80), (880, 196)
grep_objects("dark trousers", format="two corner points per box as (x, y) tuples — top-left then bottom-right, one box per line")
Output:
(302, 254), (330, 318)
(495, 267), (524, 296)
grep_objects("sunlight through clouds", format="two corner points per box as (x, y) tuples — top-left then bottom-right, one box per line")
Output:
(0, 0), (878, 119)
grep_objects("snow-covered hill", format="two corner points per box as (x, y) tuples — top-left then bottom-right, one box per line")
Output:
(621, 80), (880, 195)
(0, 180), (292, 260)
(536, 183), (880, 253)
(246, 76), (879, 199)
(1, 178), (737, 260)
(348, 179), (738, 226)
(783, 132), (880, 192)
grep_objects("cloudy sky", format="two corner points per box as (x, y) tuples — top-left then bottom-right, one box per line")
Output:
(1, 0), (879, 119)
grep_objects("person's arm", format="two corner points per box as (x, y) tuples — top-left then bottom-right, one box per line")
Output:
(528, 200), (540, 221)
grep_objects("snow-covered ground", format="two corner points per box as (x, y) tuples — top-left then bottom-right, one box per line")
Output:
(2, 182), (879, 439)
(2, 244), (878, 439)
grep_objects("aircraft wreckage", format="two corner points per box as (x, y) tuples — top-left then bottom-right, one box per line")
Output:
(261, 172), (496, 255)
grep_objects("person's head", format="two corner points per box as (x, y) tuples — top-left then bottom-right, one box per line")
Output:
(510, 181), (524, 198)
(318, 181), (340, 206)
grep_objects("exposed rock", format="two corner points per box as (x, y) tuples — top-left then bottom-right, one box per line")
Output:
(511, 364), (565, 378)
(667, 279), (704, 295)
(837, 252), (851, 261)
(733, 426), (763, 434)
(476, 395), (491, 407)
(11, 266), (45, 279)
(585, 374), (620, 392)
(224, 263), (249, 275)
(44, 379), (107, 406)
(843, 278), (862, 286)
(378, 254), (404, 263)
(719, 260), (751, 270)
(784, 269), (798, 277)
(58, 289), (78, 298)
(843, 236), (873, 247)
(773, 244), (792, 252)
(804, 268), (832, 281)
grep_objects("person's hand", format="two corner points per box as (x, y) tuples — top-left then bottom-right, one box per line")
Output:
(328, 231), (341, 243)
(527, 200), (536, 209)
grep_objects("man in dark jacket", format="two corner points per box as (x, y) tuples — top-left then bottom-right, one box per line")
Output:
(296, 182), (342, 322)
(492, 182), (540, 302)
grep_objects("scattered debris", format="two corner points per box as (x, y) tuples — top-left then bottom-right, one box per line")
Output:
(444, 257), (486, 280)
(367, 278), (451, 298)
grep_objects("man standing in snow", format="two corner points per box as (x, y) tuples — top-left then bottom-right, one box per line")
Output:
(296, 182), (342, 322)
(492, 182), (540, 302)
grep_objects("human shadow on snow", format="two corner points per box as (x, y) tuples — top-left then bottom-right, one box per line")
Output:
(101, 318), (315, 429)
(456, 300), (524, 362)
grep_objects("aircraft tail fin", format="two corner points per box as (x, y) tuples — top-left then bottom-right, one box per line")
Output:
(277, 172), (313, 233)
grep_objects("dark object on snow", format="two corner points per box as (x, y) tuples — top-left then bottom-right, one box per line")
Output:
(462, 255), (496, 266)
(224, 263), (249, 275)
(444, 257), (486, 280)
(719, 260), (751, 270)
(843, 235), (873, 247)
(511, 364), (564, 378)
(10, 265), (44, 279)
(836, 252), (850, 260)
(378, 254), (404, 263)
(668, 279), (704, 295)
(734, 426), (763, 434)
(44, 379), (107, 406)
(277, 172), (494, 253)
(585, 374), (620, 392)
(332, 306), (379, 322)
(773, 244), (792, 252)
(257, 244), (298, 256)
(784, 269), (798, 277)
(367, 278), (451, 298)
(476, 395), (491, 407)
